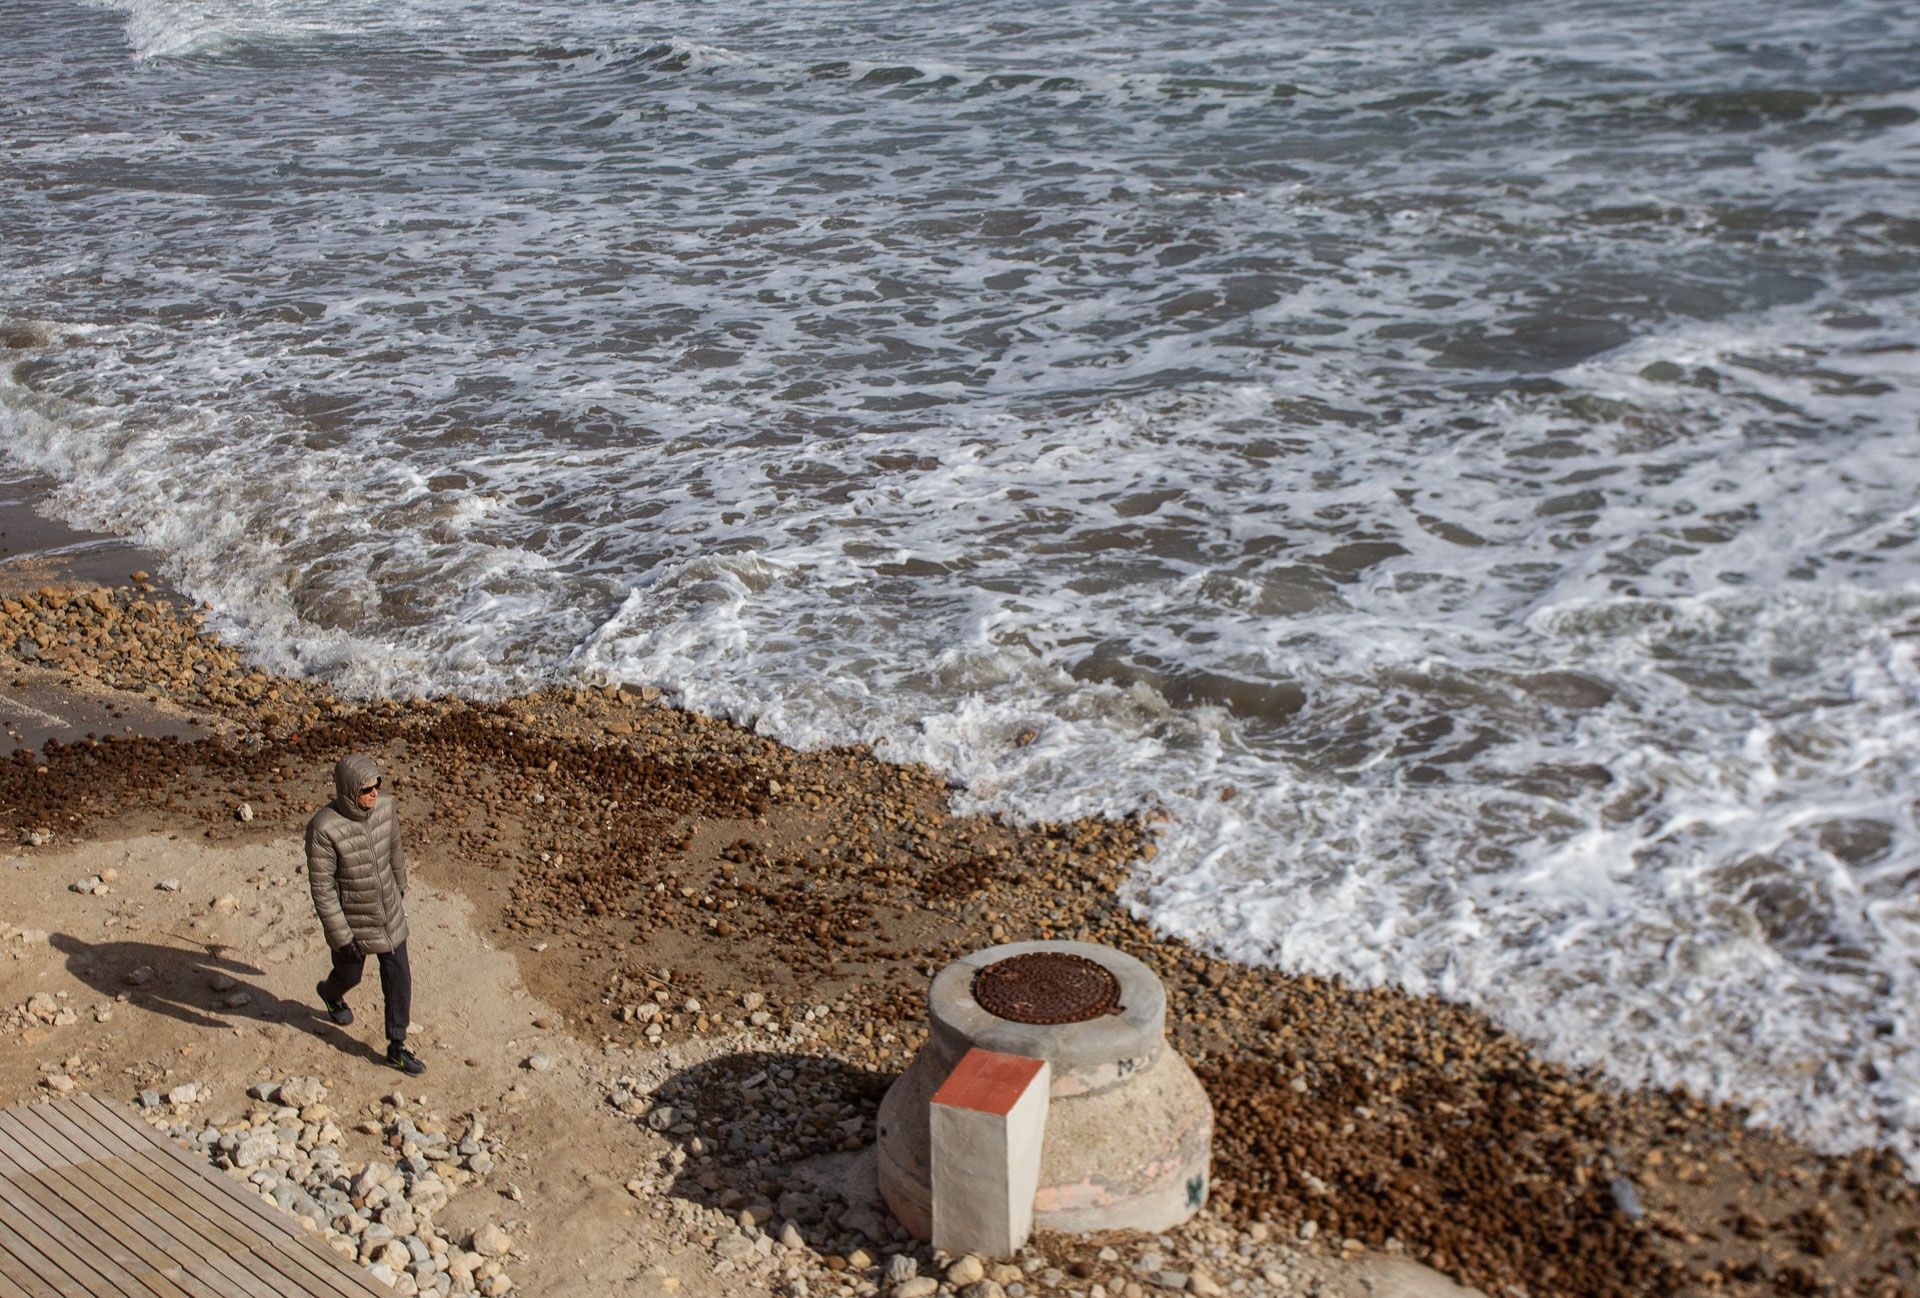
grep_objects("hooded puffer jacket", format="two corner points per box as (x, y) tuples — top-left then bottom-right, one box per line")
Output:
(306, 753), (409, 953)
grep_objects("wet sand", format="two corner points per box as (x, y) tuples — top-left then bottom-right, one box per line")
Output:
(0, 582), (1915, 1298)
(0, 471), (169, 595)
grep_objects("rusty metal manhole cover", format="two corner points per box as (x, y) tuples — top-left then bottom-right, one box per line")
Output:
(972, 952), (1121, 1024)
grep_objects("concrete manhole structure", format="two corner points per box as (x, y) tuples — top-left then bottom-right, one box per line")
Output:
(877, 939), (1214, 1248)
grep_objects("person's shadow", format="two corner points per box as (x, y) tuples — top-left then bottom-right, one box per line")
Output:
(48, 932), (384, 1065)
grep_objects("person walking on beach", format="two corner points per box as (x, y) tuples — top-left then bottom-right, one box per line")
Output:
(307, 753), (426, 1076)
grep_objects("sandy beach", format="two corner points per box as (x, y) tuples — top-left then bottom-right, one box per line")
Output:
(1, 573), (1916, 1298)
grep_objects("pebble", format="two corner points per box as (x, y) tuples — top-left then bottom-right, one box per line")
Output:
(523, 1052), (552, 1071)
(948, 1256), (986, 1286)
(470, 1224), (512, 1258)
(126, 1079), (515, 1298)
(19, 581), (1845, 1298)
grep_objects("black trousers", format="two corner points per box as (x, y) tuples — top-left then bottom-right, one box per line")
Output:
(319, 940), (412, 1047)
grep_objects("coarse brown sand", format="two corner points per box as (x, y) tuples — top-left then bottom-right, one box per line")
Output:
(0, 581), (1916, 1298)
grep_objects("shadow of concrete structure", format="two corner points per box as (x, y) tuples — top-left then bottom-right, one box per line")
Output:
(652, 1049), (916, 1259)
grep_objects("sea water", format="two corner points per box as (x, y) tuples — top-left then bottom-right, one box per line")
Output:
(3, 0), (1917, 1167)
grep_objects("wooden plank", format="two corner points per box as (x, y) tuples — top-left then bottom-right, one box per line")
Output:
(0, 1107), (91, 1170)
(91, 1154), (296, 1298)
(21, 1165), (217, 1298)
(0, 1134), (241, 1298)
(0, 1132), (198, 1298)
(79, 1096), (390, 1298)
(256, 1227), (392, 1298)
(79, 1148), (260, 1257)
(103, 1168), (307, 1298)
(0, 1253), (39, 1298)
(56, 1148), (339, 1298)
(80, 1107), (309, 1251)
(0, 1155), (135, 1298)
(276, 1235), (384, 1293)
(8, 1101), (352, 1298)
(71, 1098), (383, 1298)
(0, 1113), (47, 1167)
(31, 1101), (246, 1257)
(0, 1105), (268, 1298)
(0, 1110), (191, 1298)
(67, 1100), (296, 1247)
(0, 1111), (57, 1171)
(0, 1214), (39, 1298)
(0, 1184), (90, 1298)
(280, 1233), (393, 1298)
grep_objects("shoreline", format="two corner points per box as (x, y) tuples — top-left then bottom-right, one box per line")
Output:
(0, 579), (1916, 1298)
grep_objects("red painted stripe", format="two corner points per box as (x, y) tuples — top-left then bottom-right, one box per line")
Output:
(931, 1048), (1046, 1117)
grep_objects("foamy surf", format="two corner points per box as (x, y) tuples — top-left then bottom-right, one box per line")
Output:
(7, 0), (1920, 1174)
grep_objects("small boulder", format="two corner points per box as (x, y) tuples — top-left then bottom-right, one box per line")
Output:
(230, 1132), (277, 1168)
(277, 1076), (327, 1107)
(469, 1223), (512, 1258)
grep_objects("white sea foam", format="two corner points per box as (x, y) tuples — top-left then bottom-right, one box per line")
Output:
(83, 0), (358, 59)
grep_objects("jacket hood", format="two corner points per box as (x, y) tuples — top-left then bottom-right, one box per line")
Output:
(333, 753), (381, 821)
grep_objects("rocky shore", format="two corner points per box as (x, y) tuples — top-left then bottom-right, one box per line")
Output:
(2, 582), (1917, 1298)
(140, 1076), (518, 1296)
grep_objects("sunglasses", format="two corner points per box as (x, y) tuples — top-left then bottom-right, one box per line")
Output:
(358, 781), (380, 795)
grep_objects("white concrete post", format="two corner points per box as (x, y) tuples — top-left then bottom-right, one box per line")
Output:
(929, 1047), (1050, 1258)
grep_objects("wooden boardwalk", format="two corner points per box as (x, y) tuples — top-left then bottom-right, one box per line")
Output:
(0, 1093), (387, 1298)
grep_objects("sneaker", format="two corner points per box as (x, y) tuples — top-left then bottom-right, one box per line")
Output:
(384, 1044), (426, 1076)
(316, 983), (353, 1026)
